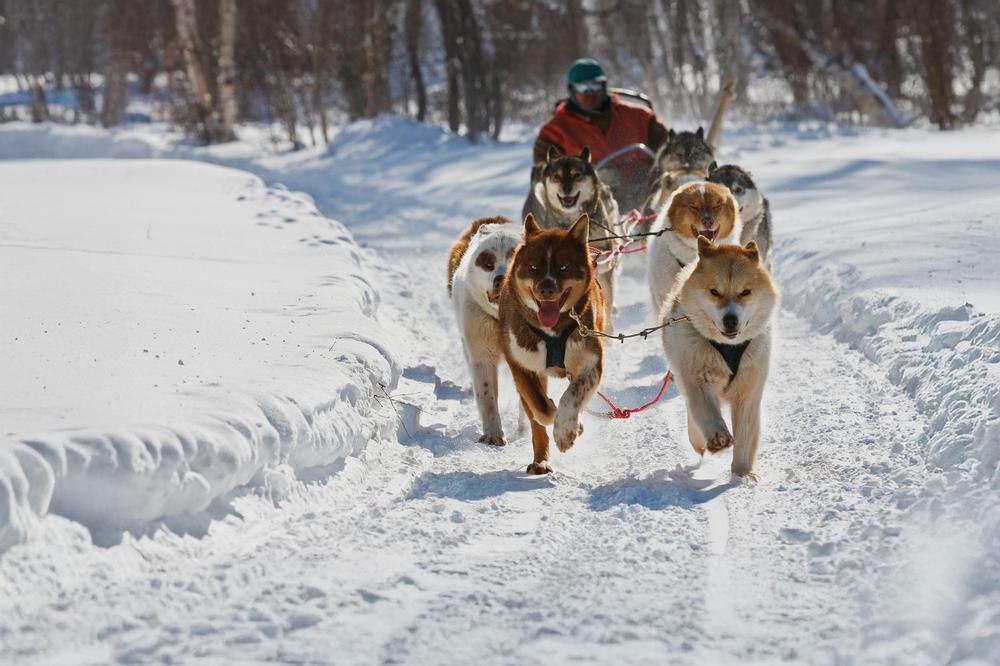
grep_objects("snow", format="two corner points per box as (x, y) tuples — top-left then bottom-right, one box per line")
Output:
(1, 117), (998, 663)
(0, 158), (398, 550)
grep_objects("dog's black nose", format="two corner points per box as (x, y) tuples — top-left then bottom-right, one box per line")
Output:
(722, 313), (739, 332)
(701, 212), (713, 225)
(493, 275), (504, 289)
(537, 277), (557, 300)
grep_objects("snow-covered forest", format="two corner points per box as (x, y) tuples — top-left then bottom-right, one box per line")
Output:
(1, 2), (999, 665)
(2, 0), (999, 142)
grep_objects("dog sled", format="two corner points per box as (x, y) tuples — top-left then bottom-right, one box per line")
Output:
(582, 83), (737, 212)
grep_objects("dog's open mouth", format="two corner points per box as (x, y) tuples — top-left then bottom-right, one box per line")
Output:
(693, 225), (717, 241)
(534, 288), (571, 328)
(560, 192), (580, 208)
(719, 327), (740, 339)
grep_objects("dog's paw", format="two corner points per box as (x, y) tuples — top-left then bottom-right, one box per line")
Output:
(554, 422), (579, 453)
(478, 432), (507, 447)
(706, 431), (734, 453)
(526, 461), (553, 475)
(731, 464), (759, 483)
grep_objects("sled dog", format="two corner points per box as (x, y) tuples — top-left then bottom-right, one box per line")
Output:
(499, 213), (604, 474)
(708, 163), (773, 270)
(647, 127), (716, 212)
(647, 181), (741, 315)
(661, 237), (778, 480)
(449, 216), (523, 445)
(522, 146), (620, 324)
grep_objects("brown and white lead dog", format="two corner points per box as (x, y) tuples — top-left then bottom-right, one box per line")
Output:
(499, 213), (605, 474)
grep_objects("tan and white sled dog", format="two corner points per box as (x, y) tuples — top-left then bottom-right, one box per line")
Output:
(661, 237), (778, 480)
(499, 213), (604, 474)
(647, 181), (741, 315)
(449, 216), (523, 445)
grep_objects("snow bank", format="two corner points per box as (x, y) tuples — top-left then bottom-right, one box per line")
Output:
(731, 126), (1000, 657)
(0, 159), (397, 551)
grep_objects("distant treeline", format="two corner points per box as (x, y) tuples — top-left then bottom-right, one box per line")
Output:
(1, 0), (997, 144)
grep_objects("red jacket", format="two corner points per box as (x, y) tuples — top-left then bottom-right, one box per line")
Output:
(536, 94), (659, 165)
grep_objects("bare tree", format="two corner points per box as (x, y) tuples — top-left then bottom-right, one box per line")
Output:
(217, 0), (237, 141)
(404, 0), (427, 122)
(171, 0), (216, 141)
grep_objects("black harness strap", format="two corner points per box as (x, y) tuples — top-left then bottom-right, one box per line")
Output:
(709, 339), (751, 385)
(527, 321), (579, 370)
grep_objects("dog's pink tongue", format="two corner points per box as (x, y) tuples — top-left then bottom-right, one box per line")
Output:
(536, 300), (562, 328)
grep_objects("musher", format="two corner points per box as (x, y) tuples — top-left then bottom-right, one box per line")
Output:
(533, 58), (669, 209)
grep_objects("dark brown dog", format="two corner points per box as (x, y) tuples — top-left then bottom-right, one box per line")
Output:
(498, 213), (605, 474)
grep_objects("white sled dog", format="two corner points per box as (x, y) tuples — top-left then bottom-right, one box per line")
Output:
(647, 181), (741, 316)
(448, 216), (523, 445)
(661, 237), (778, 480)
(708, 162), (774, 270)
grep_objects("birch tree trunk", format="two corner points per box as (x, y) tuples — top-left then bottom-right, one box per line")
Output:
(217, 0), (237, 142)
(171, 0), (216, 142)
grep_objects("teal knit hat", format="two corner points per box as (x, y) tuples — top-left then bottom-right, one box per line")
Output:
(566, 58), (607, 85)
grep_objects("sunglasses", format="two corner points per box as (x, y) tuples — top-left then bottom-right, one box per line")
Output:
(572, 80), (606, 95)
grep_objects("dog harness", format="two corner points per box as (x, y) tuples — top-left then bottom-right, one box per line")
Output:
(527, 321), (579, 370)
(709, 339), (751, 385)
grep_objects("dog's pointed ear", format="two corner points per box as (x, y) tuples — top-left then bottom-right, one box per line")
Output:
(578, 146), (591, 164)
(695, 126), (705, 140)
(569, 214), (590, 246)
(708, 160), (718, 175)
(667, 128), (676, 142)
(546, 145), (562, 163)
(697, 235), (714, 256)
(524, 213), (542, 237)
(744, 240), (761, 264)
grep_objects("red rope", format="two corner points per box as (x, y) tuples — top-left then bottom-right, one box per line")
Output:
(592, 370), (672, 419)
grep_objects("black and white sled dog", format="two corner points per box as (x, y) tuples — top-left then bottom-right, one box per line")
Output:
(647, 127), (716, 212)
(708, 163), (773, 270)
(522, 146), (621, 324)
(448, 217), (523, 445)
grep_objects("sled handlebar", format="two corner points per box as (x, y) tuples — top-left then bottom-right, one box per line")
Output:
(594, 143), (656, 171)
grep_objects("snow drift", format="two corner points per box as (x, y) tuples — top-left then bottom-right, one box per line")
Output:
(0, 158), (398, 551)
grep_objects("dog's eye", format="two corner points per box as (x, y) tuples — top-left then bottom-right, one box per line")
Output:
(484, 263), (494, 271)
(559, 265), (568, 272)
(571, 172), (581, 180)
(739, 289), (752, 297)
(529, 265), (538, 273)
(734, 187), (745, 195)
(709, 288), (721, 297)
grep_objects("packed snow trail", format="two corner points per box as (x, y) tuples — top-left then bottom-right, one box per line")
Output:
(3, 120), (998, 663)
